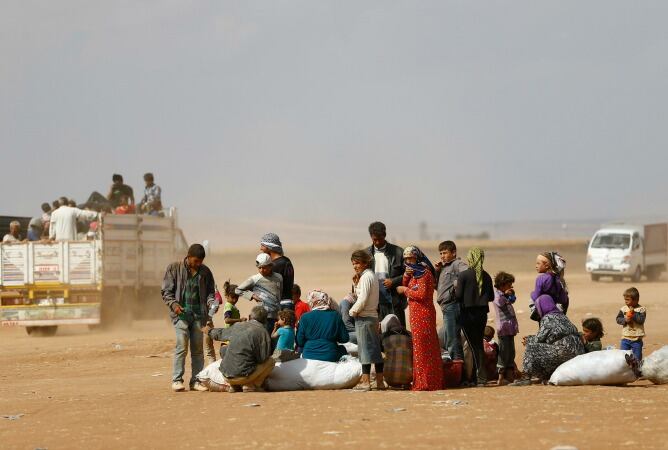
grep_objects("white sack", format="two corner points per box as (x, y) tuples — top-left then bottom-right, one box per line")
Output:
(342, 342), (358, 355)
(549, 350), (637, 386)
(642, 345), (668, 385)
(266, 356), (362, 391)
(197, 360), (230, 388)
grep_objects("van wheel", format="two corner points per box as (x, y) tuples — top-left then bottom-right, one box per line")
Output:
(631, 266), (642, 283)
(590, 274), (600, 282)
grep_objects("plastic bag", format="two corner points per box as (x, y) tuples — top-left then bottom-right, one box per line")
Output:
(265, 356), (362, 391)
(642, 345), (668, 385)
(549, 350), (637, 386)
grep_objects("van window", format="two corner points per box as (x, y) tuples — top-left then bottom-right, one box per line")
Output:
(591, 233), (631, 249)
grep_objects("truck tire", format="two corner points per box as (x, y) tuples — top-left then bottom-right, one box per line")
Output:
(590, 274), (600, 282)
(27, 326), (58, 337)
(631, 266), (642, 283)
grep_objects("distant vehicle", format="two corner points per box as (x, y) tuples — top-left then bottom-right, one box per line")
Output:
(586, 223), (668, 282)
(0, 211), (187, 335)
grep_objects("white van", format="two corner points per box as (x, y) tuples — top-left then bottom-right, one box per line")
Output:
(586, 224), (667, 282)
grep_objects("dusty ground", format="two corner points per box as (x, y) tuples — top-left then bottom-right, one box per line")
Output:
(1, 240), (667, 449)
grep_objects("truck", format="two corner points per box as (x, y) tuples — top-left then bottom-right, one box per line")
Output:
(0, 211), (188, 335)
(585, 223), (668, 282)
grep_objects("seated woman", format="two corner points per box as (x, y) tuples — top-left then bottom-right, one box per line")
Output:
(530, 252), (569, 319)
(381, 314), (413, 389)
(516, 295), (584, 385)
(296, 290), (349, 362)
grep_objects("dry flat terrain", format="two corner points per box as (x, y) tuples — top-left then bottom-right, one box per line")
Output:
(1, 240), (667, 450)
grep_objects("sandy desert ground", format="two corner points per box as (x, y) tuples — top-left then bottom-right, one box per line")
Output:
(1, 240), (667, 449)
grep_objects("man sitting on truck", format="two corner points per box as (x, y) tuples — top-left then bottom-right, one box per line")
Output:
(107, 174), (135, 209)
(161, 243), (217, 392)
(49, 197), (99, 241)
(3, 221), (23, 243)
(139, 172), (162, 216)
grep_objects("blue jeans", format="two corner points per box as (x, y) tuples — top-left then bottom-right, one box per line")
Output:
(442, 302), (463, 360)
(172, 317), (204, 385)
(621, 338), (643, 361)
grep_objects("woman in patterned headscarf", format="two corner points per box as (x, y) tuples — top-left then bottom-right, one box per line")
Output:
(396, 246), (443, 390)
(296, 289), (350, 362)
(514, 295), (584, 385)
(455, 247), (494, 386)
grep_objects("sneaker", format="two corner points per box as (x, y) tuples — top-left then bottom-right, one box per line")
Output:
(191, 381), (208, 392)
(172, 381), (186, 392)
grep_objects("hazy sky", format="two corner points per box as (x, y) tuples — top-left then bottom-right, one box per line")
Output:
(3, 1), (668, 246)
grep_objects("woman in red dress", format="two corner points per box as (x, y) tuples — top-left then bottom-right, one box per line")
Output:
(397, 246), (444, 391)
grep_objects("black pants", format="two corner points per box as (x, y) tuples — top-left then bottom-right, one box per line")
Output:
(460, 306), (488, 384)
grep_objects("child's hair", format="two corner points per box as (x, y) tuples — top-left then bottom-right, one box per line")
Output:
(351, 249), (372, 265)
(292, 284), (301, 297)
(223, 280), (239, 300)
(438, 240), (457, 253)
(484, 325), (495, 340)
(493, 271), (515, 289)
(278, 310), (295, 327)
(624, 287), (640, 301)
(582, 317), (605, 340)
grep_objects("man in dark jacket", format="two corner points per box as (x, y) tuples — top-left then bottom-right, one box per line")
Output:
(162, 244), (216, 392)
(204, 305), (274, 392)
(367, 222), (407, 326)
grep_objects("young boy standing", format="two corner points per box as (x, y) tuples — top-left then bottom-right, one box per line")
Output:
(616, 287), (646, 360)
(435, 241), (468, 360)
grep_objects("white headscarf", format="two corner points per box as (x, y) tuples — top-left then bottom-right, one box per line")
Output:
(307, 289), (335, 311)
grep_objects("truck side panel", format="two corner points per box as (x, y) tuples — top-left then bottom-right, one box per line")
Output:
(644, 223), (668, 267)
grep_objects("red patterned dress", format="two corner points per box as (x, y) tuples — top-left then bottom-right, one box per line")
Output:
(404, 270), (444, 390)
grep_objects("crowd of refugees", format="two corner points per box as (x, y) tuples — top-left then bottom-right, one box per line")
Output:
(1, 173), (163, 243)
(163, 221), (649, 393)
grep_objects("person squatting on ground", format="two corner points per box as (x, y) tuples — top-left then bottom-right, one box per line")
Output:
(396, 246), (443, 391)
(492, 271), (520, 385)
(435, 240), (468, 361)
(349, 250), (385, 391)
(236, 253), (283, 334)
(616, 287), (646, 361)
(367, 222), (407, 326)
(455, 247), (494, 386)
(161, 244), (216, 392)
(204, 306), (274, 393)
(380, 314), (413, 390)
(581, 317), (604, 353)
(517, 295), (584, 385)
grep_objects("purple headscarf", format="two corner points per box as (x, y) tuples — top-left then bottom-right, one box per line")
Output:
(534, 295), (562, 319)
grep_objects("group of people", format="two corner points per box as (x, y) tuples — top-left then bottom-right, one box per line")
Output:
(1, 173), (163, 243)
(160, 221), (649, 393)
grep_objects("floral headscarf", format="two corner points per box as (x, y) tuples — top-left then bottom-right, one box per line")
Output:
(307, 289), (335, 311)
(466, 247), (485, 295)
(403, 245), (435, 279)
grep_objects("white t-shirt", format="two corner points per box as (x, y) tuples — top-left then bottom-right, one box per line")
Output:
(49, 206), (98, 241)
(374, 249), (389, 277)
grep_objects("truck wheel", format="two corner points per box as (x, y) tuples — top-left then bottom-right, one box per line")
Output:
(26, 326), (35, 335)
(590, 274), (600, 282)
(40, 326), (58, 336)
(631, 266), (642, 283)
